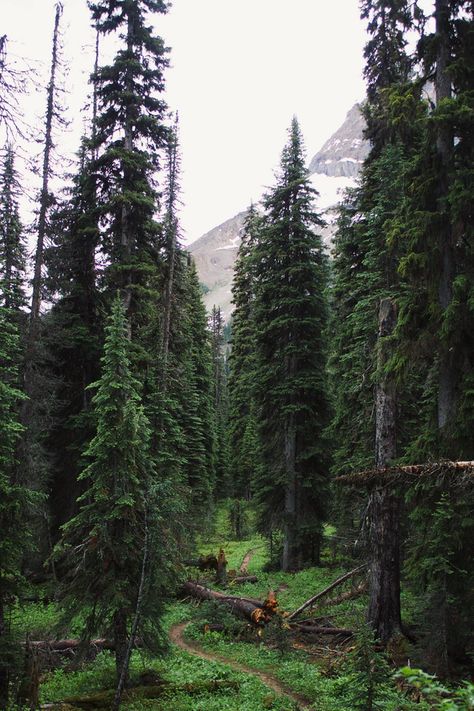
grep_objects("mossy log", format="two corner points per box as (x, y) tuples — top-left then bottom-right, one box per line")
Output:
(230, 575), (258, 585)
(183, 554), (218, 571)
(41, 680), (240, 709)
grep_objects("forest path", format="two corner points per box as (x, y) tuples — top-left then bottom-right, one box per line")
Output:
(169, 622), (314, 710)
(239, 545), (263, 574)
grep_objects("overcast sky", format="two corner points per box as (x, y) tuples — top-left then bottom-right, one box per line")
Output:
(4, 0), (367, 244)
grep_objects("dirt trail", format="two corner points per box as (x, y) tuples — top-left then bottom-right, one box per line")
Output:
(239, 545), (263, 574)
(169, 622), (313, 710)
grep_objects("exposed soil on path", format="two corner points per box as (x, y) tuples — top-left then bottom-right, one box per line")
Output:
(239, 545), (264, 574)
(169, 622), (314, 710)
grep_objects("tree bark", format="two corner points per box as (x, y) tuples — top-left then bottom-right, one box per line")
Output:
(368, 298), (402, 644)
(0, 596), (8, 710)
(161, 118), (179, 389)
(181, 582), (273, 624)
(113, 610), (128, 688)
(435, 0), (455, 434)
(287, 564), (367, 621)
(282, 407), (297, 572)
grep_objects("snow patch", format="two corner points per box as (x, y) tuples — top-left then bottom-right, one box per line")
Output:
(310, 173), (355, 210)
(215, 234), (241, 251)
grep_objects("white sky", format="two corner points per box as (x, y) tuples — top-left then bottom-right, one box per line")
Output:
(3, 0), (366, 244)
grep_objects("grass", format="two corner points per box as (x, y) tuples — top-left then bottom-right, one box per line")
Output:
(17, 505), (426, 710)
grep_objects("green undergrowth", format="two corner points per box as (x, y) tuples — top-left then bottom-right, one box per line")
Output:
(40, 647), (299, 711)
(183, 622), (426, 711)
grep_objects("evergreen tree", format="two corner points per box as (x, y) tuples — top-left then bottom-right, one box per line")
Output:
(0, 309), (36, 708)
(0, 144), (26, 314)
(30, 1), (64, 327)
(209, 305), (230, 498)
(227, 204), (263, 500)
(56, 297), (175, 688)
(43, 141), (101, 535)
(88, 0), (169, 330)
(253, 117), (330, 571)
(179, 259), (216, 521)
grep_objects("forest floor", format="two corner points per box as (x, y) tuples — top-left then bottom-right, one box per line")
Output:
(15, 504), (427, 710)
(169, 621), (313, 709)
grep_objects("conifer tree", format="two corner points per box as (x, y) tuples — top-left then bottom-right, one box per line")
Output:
(0, 310), (36, 708)
(0, 145), (26, 314)
(210, 305), (230, 498)
(179, 259), (216, 520)
(253, 117), (330, 571)
(227, 204), (263, 500)
(56, 297), (174, 687)
(44, 141), (100, 534)
(88, 0), (169, 330)
(30, 1), (64, 328)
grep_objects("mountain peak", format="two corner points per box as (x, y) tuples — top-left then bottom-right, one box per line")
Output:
(308, 103), (369, 178)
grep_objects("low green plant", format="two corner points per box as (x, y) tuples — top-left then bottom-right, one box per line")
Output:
(398, 667), (474, 710)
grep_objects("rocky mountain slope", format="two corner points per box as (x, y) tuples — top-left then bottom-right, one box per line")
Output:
(189, 104), (369, 319)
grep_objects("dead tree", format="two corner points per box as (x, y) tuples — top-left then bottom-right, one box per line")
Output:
(367, 298), (402, 644)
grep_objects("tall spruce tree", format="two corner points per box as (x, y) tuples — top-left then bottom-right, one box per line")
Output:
(0, 145), (26, 314)
(43, 141), (100, 535)
(0, 309), (36, 708)
(394, 0), (474, 670)
(209, 305), (230, 498)
(227, 204), (263, 500)
(253, 117), (330, 571)
(88, 0), (169, 330)
(56, 297), (175, 689)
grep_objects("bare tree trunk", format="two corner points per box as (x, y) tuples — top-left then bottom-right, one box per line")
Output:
(161, 117), (179, 389)
(113, 517), (148, 711)
(30, 2), (62, 328)
(120, 13), (134, 334)
(282, 408), (297, 572)
(0, 596), (9, 710)
(368, 298), (402, 644)
(435, 0), (455, 434)
(113, 609), (128, 690)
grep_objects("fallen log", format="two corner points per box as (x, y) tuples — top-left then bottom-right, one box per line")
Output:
(28, 639), (112, 653)
(323, 581), (367, 608)
(292, 624), (353, 637)
(230, 575), (258, 585)
(41, 680), (240, 709)
(183, 554), (218, 571)
(181, 581), (277, 624)
(286, 564), (367, 621)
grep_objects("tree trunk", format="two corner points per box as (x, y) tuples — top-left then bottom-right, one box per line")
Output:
(0, 596), (8, 710)
(435, 0), (455, 434)
(120, 12), (134, 333)
(113, 610), (128, 688)
(181, 582), (273, 624)
(161, 118), (179, 389)
(282, 409), (297, 572)
(216, 548), (227, 586)
(368, 298), (402, 644)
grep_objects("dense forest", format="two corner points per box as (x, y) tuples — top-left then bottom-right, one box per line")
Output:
(0, 1), (473, 709)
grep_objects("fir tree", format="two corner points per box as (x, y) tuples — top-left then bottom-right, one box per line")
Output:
(227, 204), (263, 500)
(43, 141), (101, 535)
(0, 309), (36, 708)
(210, 305), (230, 498)
(253, 117), (330, 571)
(56, 296), (175, 688)
(88, 0), (169, 330)
(0, 144), (26, 314)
